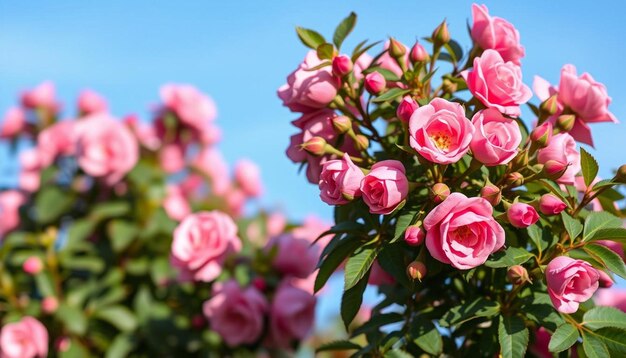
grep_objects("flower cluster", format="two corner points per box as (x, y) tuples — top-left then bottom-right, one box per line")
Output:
(0, 83), (322, 356)
(280, 5), (626, 357)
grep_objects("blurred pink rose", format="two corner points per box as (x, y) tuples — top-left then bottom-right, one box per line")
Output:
(170, 211), (241, 282)
(595, 288), (626, 312)
(37, 120), (76, 167)
(278, 50), (339, 112)
(0, 191), (26, 238)
(471, 4), (525, 64)
(0, 108), (26, 139)
(529, 327), (552, 358)
(267, 282), (316, 349)
(192, 147), (230, 196)
(74, 113), (139, 185)
(22, 257), (43, 275)
(462, 49), (532, 117)
(203, 280), (267, 346)
(163, 184), (192, 221)
(470, 108), (521, 166)
(124, 115), (161, 150)
(291, 216), (331, 245)
(409, 98), (474, 164)
(160, 84), (217, 132)
(546, 256), (599, 313)
(21, 81), (60, 113)
(234, 159), (263, 197)
(224, 188), (247, 218)
(41, 297), (59, 314)
(361, 160), (408, 215)
(267, 212), (287, 237)
(268, 233), (319, 279)
(537, 133), (580, 185)
(159, 143), (186, 174)
(368, 261), (395, 286)
(424, 192), (505, 269)
(0, 317), (48, 358)
(507, 203), (539, 228)
(77, 89), (108, 115)
(18, 149), (42, 193)
(319, 153), (364, 205)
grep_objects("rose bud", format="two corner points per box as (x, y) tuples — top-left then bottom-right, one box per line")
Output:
(431, 183), (450, 203)
(407, 261), (427, 281)
(396, 96), (419, 123)
(507, 202), (540, 228)
(332, 115), (352, 134)
(598, 270), (614, 288)
(404, 224), (425, 246)
(42, 296), (59, 314)
(540, 94), (559, 116)
(432, 20), (450, 46)
(23, 257), (43, 275)
(56, 336), (71, 353)
(355, 134), (369, 151)
(480, 184), (502, 206)
(505, 172), (524, 187)
(365, 71), (386, 94)
(332, 54), (353, 78)
(442, 78), (458, 94)
(614, 164), (626, 184)
(556, 114), (575, 132)
(507, 265), (530, 285)
(539, 194), (566, 215)
(302, 136), (327, 156)
(410, 41), (429, 63)
(542, 160), (568, 180)
(389, 37), (406, 58)
(530, 122), (553, 148)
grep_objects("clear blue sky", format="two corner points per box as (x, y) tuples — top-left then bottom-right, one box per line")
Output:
(1, 0), (625, 222)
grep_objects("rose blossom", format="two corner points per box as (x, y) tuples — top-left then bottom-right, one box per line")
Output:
(409, 98), (474, 164)
(170, 211), (241, 282)
(163, 184), (192, 221)
(18, 149), (42, 193)
(470, 108), (522, 166)
(318, 153), (365, 205)
(539, 194), (567, 215)
(0, 191), (26, 238)
(267, 282), (316, 349)
(36, 120), (76, 167)
(191, 147), (230, 196)
(278, 50), (339, 112)
(595, 288), (626, 312)
(546, 256), (599, 313)
(507, 203), (539, 228)
(0, 316), (48, 358)
(267, 233), (320, 279)
(158, 143), (186, 174)
(0, 108), (26, 139)
(537, 132), (580, 185)
(77, 89), (108, 114)
(160, 84), (217, 132)
(462, 49), (532, 117)
(360, 160), (409, 215)
(470, 4), (525, 64)
(203, 280), (267, 346)
(424, 192), (505, 269)
(21, 81), (59, 113)
(234, 159), (263, 197)
(74, 113), (139, 185)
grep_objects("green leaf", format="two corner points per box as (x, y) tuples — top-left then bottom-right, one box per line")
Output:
(94, 305), (138, 332)
(316, 340), (361, 353)
(107, 220), (139, 253)
(522, 292), (565, 331)
(583, 306), (626, 330)
(592, 328), (626, 355)
(588, 227), (626, 242)
(485, 247), (533, 268)
(295, 27), (326, 49)
(351, 312), (403, 337)
(333, 12), (357, 49)
(341, 273), (368, 329)
(371, 88), (411, 103)
(580, 147), (599, 188)
(583, 212), (623, 242)
(562, 212), (583, 241)
(351, 40), (382, 63)
(56, 304), (88, 335)
(548, 323), (580, 352)
(105, 334), (135, 358)
(35, 186), (73, 224)
(316, 43), (335, 60)
(439, 297), (500, 327)
(89, 201), (130, 222)
(583, 244), (626, 279)
(581, 330), (610, 358)
(498, 315), (529, 358)
(344, 245), (378, 291)
(443, 39), (463, 63)
(35, 272), (55, 297)
(393, 208), (418, 241)
(384, 349), (413, 358)
(377, 242), (411, 288)
(412, 319), (443, 355)
(65, 220), (95, 250)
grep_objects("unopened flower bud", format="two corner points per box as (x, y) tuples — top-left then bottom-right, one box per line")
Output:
(507, 265), (530, 285)
(431, 183), (450, 203)
(540, 94), (559, 116)
(505, 172), (524, 187)
(396, 96), (418, 123)
(480, 184), (501, 206)
(23, 257), (43, 275)
(598, 270), (614, 288)
(556, 114), (575, 132)
(407, 261), (427, 281)
(511, 150), (529, 168)
(42, 296), (59, 314)
(530, 122), (553, 148)
(404, 224), (425, 246)
(614, 164), (626, 184)
(542, 160), (567, 180)
(332, 54), (353, 78)
(332, 115), (352, 134)
(432, 20), (450, 46)
(355, 134), (369, 151)
(410, 41), (429, 63)
(389, 37), (406, 59)
(442, 78), (458, 94)
(55, 337), (71, 353)
(539, 194), (566, 215)
(302, 136), (327, 156)
(365, 71), (386, 94)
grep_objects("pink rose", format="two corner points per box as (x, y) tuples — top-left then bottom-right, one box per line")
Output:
(404, 225), (425, 246)
(470, 108), (521, 166)
(0, 108), (26, 139)
(191, 147), (230, 196)
(21, 81), (59, 113)
(163, 184), (191, 221)
(539, 194), (567, 215)
(471, 4), (525, 64)
(424, 192), (505, 269)
(203, 280), (267, 346)
(546, 256), (599, 313)
(278, 51), (339, 112)
(319, 153), (365, 205)
(74, 113), (139, 185)
(396, 96), (419, 123)
(160, 84), (217, 132)
(409, 98), (474, 164)
(368, 261), (395, 286)
(18, 149), (42, 193)
(224, 188), (246, 218)
(267, 233), (319, 279)
(267, 282), (316, 349)
(360, 160), (409, 215)
(158, 143), (186, 174)
(77, 89), (108, 115)
(507, 203), (539, 228)
(0, 316), (48, 358)
(291, 216), (332, 246)
(595, 288), (626, 312)
(234, 159), (263, 198)
(170, 211), (241, 282)
(124, 115), (161, 150)
(0, 191), (26, 238)
(462, 49), (532, 117)
(267, 212), (287, 237)
(537, 133), (580, 185)
(37, 120), (76, 167)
